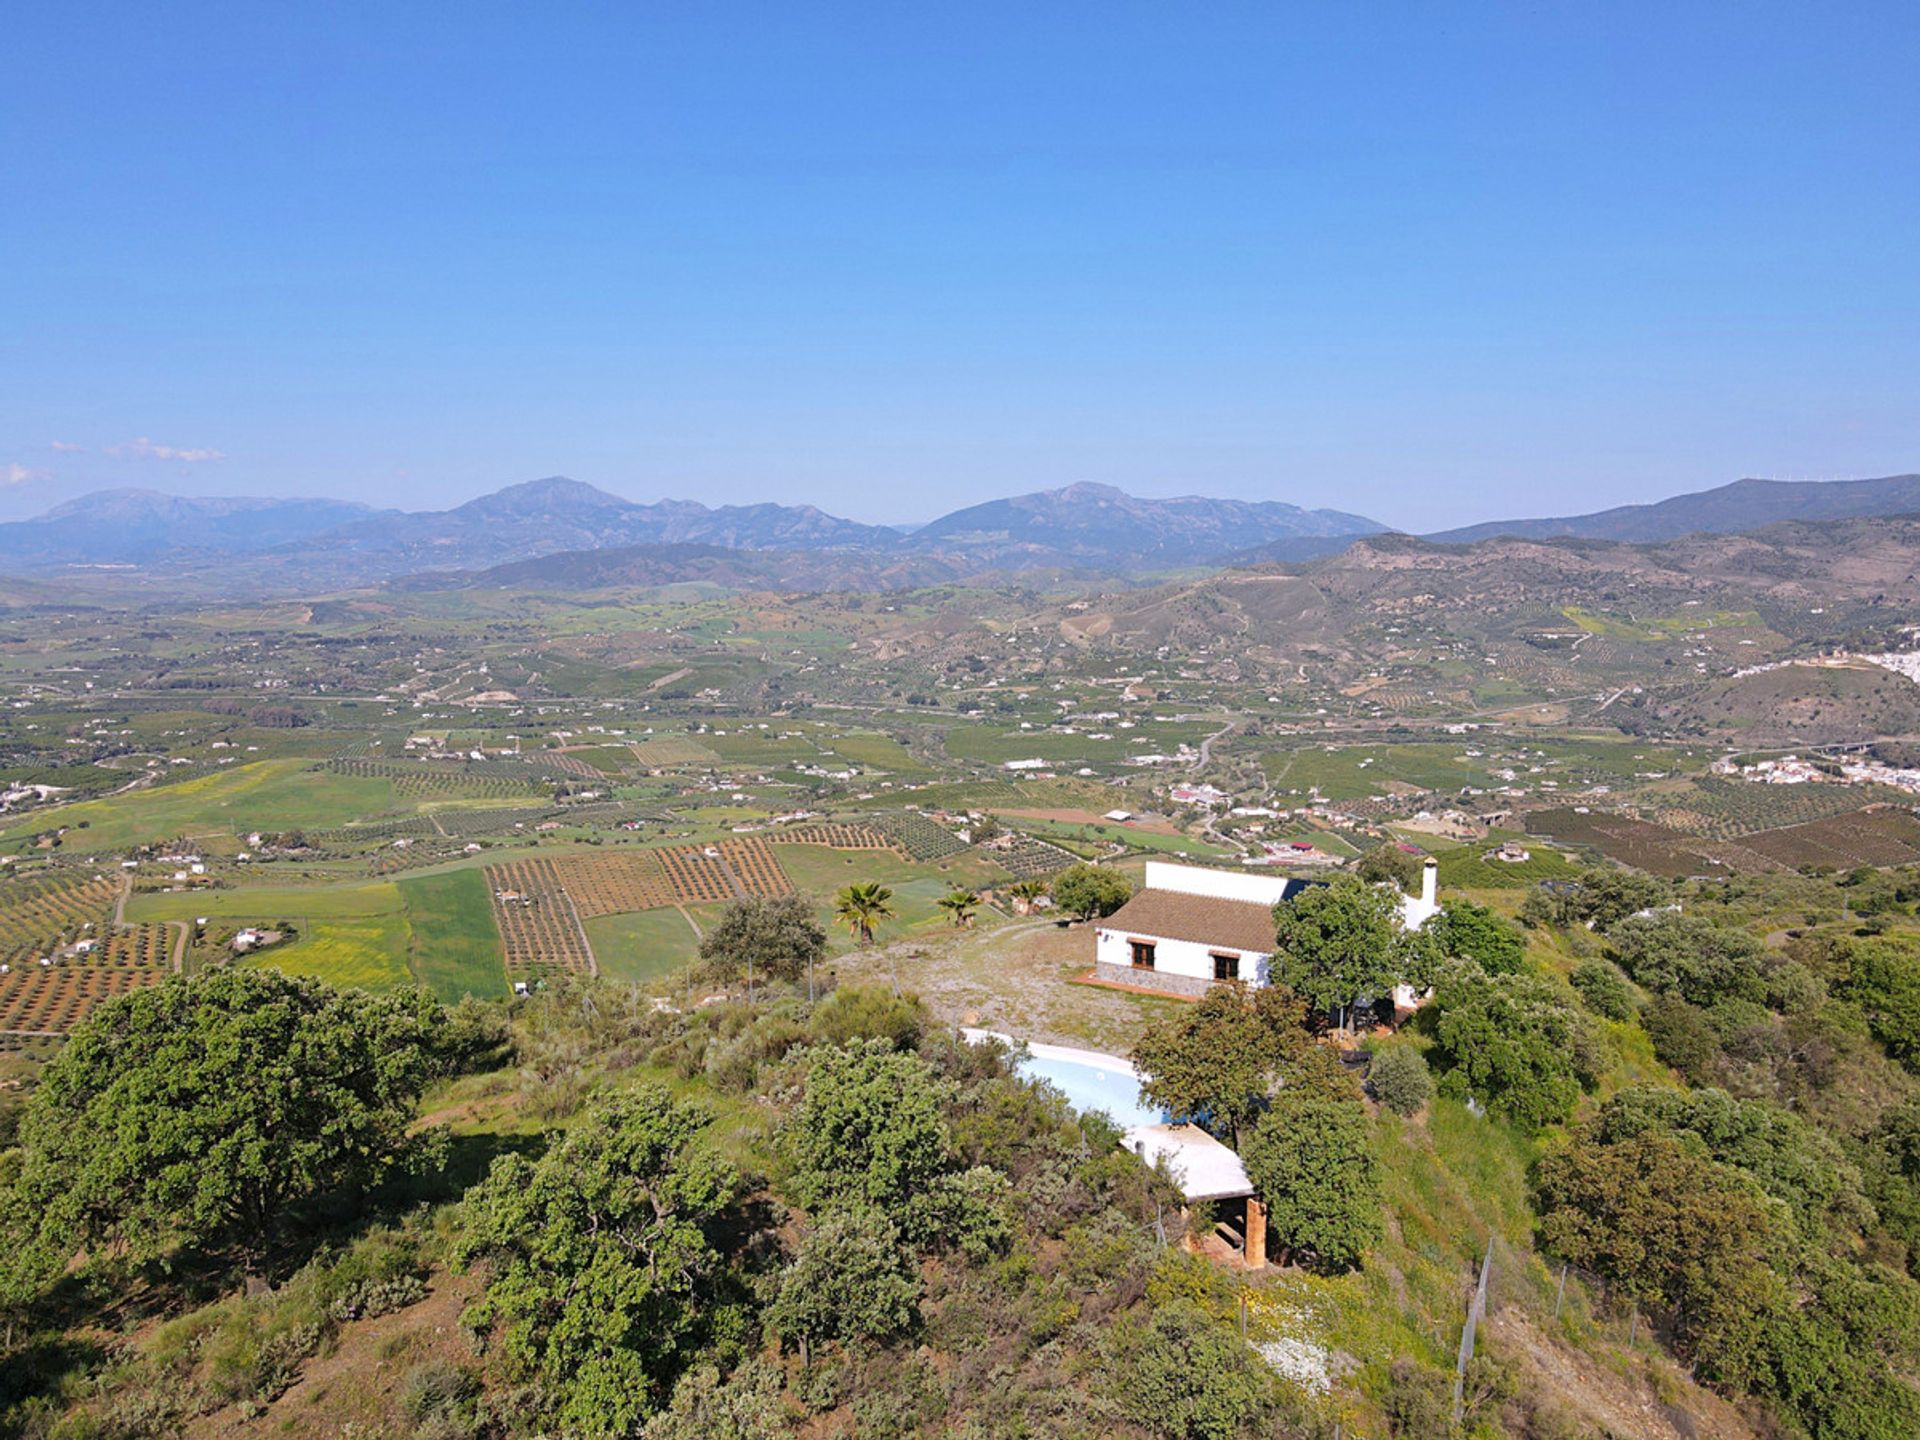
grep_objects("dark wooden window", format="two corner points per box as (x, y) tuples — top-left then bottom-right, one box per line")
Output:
(1211, 952), (1240, 981)
(1129, 939), (1157, 970)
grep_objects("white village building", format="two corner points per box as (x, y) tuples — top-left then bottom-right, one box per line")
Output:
(1095, 859), (1440, 1004)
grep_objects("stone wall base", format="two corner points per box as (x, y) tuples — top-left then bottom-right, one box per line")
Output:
(1093, 961), (1215, 998)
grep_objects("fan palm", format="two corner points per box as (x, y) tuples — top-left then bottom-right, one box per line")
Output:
(834, 881), (896, 945)
(936, 887), (978, 928)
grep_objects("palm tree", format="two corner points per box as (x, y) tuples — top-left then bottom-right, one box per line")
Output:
(936, 887), (978, 928)
(1008, 878), (1048, 915)
(834, 881), (896, 945)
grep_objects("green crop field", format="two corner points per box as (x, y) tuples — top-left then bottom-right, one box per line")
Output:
(0, 760), (396, 853)
(127, 880), (404, 923)
(251, 914), (412, 992)
(1427, 836), (1581, 890)
(1001, 814), (1237, 858)
(823, 733), (929, 772)
(584, 905), (717, 986)
(398, 869), (507, 1001)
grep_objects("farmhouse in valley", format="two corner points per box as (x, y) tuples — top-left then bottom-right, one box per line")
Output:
(1095, 858), (1441, 1002)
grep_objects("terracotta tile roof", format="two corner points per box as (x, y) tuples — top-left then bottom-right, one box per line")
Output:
(1100, 889), (1277, 953)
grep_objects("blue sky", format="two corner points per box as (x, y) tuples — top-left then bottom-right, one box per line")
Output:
(4, 3), (1916, 529)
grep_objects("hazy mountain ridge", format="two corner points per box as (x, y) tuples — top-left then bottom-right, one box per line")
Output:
(1423, 473), (1920, 545)
(907, 480), (1384, 566)
(0, 490), (390, 565)
(388, 540), (983, 594)
(9, 472), (1920, 592)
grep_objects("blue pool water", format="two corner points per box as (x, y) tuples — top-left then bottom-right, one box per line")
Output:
(1016, 1050), (1166, 1130)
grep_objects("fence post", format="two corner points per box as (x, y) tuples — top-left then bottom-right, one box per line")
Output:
(1553, 1262), (1569, 1319)
(1453, 1236), (1495, 1427)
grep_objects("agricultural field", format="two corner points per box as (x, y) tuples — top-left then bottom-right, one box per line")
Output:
(777, 821), (899, 851)
(1738, 805), (1920, 870)
(327, 757), (547, 801)
(0, 760), (398, 854)
(397, 870), (507, 1002)
(869, 810), (971, 860)
(1654, 775), (1915, 838)
(1427, 836), (1582, 890)
(0, 872), (122, 966)
(627, 735), (721, 766)
(584, 904), (724, 986)
(1526, 808), (1760, 878)
(0, 940), (173, 1042)
(988, 833), (1079, 878)
(255, 914), (413, 991)
(485, 858), (597, 982)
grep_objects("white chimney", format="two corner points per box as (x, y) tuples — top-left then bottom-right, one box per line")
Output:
(1420, 856), (1438, 911)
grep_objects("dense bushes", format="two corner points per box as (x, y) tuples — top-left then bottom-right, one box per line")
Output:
(1428, 964), (1601, 1130)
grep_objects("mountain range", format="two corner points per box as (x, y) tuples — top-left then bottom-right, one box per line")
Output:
(3, 470), (1918, 593)
(1422, 473), (1920, 546)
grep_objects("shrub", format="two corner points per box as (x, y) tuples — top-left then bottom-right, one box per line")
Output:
(767, 1207), (921, 1350)
(808, 984), (924, 1049)
(400, 1360), (480, 1421)
(1383, 1357), (1456, 1438)
(1368, 1046), (1433, 1117)
(1570, 959), (1636, 1021)
(1101, 1300), (1275, 1440)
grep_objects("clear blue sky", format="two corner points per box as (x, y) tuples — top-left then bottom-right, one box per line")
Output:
(4, 3), (1916, 529)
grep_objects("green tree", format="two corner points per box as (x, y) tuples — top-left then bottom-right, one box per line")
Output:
(1239, 1086), (1384, 1269)
(1592, 1086), (1873, 1245)
(1837, 937), (1920, 1071)
(699, 894), (828, 998)
(456, 1087), (739, 1435)
(1051, 863), (1133, 922)
(1536, 1126), (1785, 1386)
(1430, 898), (1526, 975)
(1356, 844), (1421, 893)
(1570, 957), (1637, 1020)
(1644, 992), (1720, 1085)
(1864, 1101), (1920, 1269)
(1270, 874), (1410, 1030)
(1607, 911), (1766, 1006)
(788, 1040), (954, 1239)
(1367, 1045), (1433, 1118)
(1429, 965), (1599, 1130)
(1520, 868), (1667, 930)
(17, 968), (444, 1280)
(767, 1205), (920, 1353)
(1131, 985), (1309, 1146)
(833, 881), (896, 945)
(935, 886), (978, 928)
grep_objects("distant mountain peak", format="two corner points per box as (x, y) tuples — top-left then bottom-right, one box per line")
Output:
(455, 476), (635, 516)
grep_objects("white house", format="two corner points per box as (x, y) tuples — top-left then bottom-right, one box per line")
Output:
(1096, 858), (1442, 1006)
(1095, 862), (1313, 996)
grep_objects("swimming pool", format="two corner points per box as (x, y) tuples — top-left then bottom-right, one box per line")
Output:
(965, 1029), (1166, 1130)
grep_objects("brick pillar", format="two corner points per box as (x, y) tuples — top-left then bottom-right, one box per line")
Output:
(1244, 1197), (1267, 1268)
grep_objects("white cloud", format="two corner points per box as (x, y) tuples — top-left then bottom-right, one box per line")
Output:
(5, 463), (45, 487)
(49, 440), (86, 453)
(107, 436), (226, 463)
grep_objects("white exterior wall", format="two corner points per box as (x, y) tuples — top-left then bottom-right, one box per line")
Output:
(1095, 926), (1272, 988)
(1143, 860), (1297, 907)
